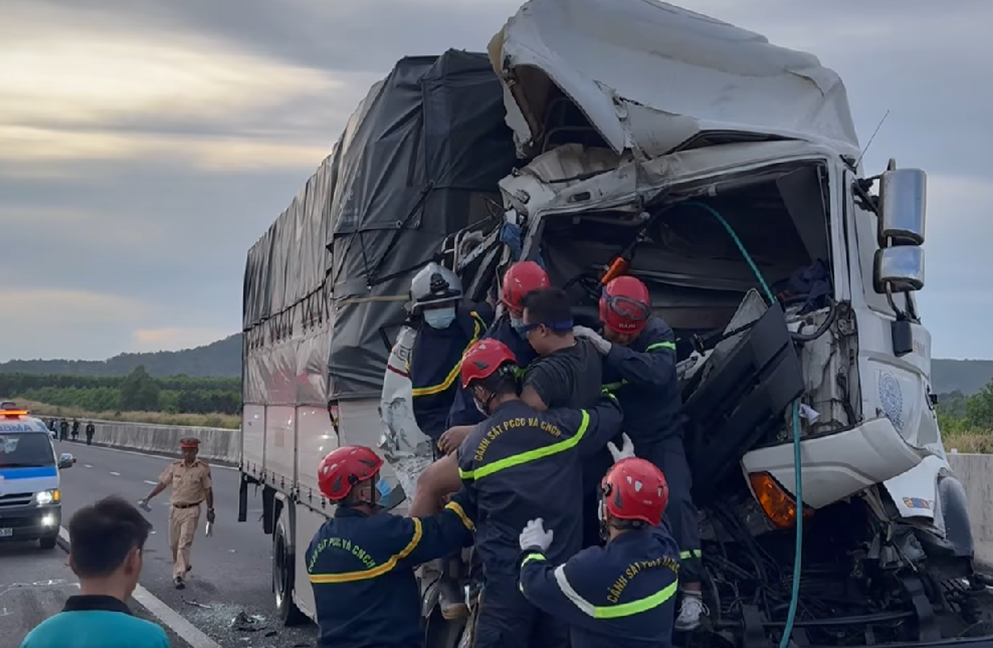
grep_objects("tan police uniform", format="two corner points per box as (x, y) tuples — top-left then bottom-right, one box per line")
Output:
(158, 458), (212, 579)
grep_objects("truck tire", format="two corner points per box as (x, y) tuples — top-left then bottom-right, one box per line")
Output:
(39, 535), (57, 550)
(273, 518), (308, 626)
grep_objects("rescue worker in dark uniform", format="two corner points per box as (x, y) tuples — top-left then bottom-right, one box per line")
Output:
(518, 453), (680, 648)
(406, 261), (491, 620)
(59, 418), (68, 442)
(440, 260), (550, 444)
(71, 418), (80, 441)
(306, 445), (475, 648)
(410, 339), (625, 648)
(573, 274), (706, 630)
(407, 261), (491, 445)
(85, 421), (95, 445)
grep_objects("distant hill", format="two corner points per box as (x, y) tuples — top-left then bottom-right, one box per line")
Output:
(0, 335), (242, 378)
(931, 359), (993, 396)
(2, 334), (992, 392)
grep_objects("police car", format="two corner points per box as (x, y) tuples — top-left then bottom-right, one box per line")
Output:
(0, 402), (74, 549)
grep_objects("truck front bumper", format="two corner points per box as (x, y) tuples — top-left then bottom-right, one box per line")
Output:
(0, 504), (61, 542)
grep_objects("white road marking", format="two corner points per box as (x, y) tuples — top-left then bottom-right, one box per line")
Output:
(84, 464), (93, 468)
(109, 471), (121, 476)
(144, 480), (158, 486)
(58, 527), (222, 648)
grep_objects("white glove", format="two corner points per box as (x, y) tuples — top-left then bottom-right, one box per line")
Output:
(519, 518), (554, 552)
(573, 325), (611, 355)
(607, 433), (636, 463)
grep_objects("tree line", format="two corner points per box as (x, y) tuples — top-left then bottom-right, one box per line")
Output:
(0, 366), (240, 415)
(936, 380), (993, 432)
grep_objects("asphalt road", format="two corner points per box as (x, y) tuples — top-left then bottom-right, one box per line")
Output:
(54, 440), (317, 648)
(0, 539), (80, 646)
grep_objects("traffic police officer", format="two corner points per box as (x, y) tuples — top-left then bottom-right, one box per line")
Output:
(441, 260), (550, 448)
(139, 437), (215, 589)
(306, 445), (474, 648)
(407, 261), (491, 444)
(517, 454), (680, 648)
(574, 275), (706, 630)
(411, 338), (625, 648)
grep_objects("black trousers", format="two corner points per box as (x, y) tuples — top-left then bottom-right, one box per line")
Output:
(639, 437), (703, 583)
(473, 578), (569, 648)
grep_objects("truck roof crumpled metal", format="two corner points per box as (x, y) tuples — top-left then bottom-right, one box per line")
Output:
(487, 0), (861, 160)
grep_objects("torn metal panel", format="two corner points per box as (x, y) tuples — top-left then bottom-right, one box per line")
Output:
(489, 0), (860, 159)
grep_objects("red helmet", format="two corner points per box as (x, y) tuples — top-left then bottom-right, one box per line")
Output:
(600, 275), (652, 336)
(601, 457), (669, 526)
(500, 261), (550, 313)
(461, 339), (517, 388)
(317, 446), (384, 502)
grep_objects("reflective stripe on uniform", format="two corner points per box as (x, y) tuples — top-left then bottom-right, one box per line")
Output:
(601, 342), (675, 394)
(308, 518), (423, 584)
(445, 500), (474, 531)
(458, 411), (591, 481)
(411, 312), (486, 397)
(551, 564), (678, 619)
(679, 549), (702, 560)
(518, 552), (547, 593)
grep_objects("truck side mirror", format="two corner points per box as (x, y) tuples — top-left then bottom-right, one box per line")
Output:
(873, 167), (927, 294)
(878, 168), (926, 246)
(873, 246), (925, 293)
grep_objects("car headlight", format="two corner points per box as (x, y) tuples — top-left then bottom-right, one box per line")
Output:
(35, 489), (60, 505)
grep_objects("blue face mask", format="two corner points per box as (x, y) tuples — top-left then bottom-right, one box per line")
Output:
(424, 307), (456, 330)
(376, 478), (391, 501)
(511, 316), (527, 338)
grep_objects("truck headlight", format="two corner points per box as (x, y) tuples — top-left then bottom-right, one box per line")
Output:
(35, 489), (60, 505)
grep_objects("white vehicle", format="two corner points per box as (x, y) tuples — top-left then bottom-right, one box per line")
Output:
(238, 1), (991, 645)
(0, 404), (74, 550)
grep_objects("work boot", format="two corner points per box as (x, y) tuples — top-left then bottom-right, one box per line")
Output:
(674, 592), (707, 631)
(173, 576), (185, 590)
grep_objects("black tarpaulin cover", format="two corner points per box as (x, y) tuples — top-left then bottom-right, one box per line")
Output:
(242, 50), (516, 404)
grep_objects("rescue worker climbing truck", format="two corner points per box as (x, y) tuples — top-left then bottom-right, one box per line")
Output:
(238, 0), (993, 646)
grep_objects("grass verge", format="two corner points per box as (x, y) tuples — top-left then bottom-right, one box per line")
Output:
(3, 397), (239, 429)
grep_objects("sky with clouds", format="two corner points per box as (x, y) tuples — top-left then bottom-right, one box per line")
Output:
(0, 0), (989, 362)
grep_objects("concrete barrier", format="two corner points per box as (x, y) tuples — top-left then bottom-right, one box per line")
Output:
(946, 453), (993, 569)
(71, 419), (239, 466)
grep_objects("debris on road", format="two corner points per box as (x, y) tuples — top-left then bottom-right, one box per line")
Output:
(230, 611), (268, 632)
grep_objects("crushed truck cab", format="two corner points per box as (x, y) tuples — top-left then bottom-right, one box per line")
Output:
(0, 405), (74, 550)
(238, 0), (992, 646)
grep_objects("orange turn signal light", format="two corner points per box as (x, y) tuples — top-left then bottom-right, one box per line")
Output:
(748, 471), (813, 530)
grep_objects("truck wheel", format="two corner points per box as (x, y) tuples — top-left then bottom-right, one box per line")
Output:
(39, 535), (57, 550)
(273, 520), (308, 626)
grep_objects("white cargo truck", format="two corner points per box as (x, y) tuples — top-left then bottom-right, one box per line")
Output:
(238, 1), (993, 646)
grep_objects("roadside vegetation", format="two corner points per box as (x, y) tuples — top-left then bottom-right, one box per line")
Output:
(0, 365), (240, 429)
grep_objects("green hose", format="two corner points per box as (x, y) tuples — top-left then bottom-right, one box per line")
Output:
(684, 201), (803, 648)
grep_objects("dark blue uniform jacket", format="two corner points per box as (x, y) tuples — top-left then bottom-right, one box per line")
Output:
(519, 525), (680, 648)
(306, 497), (475, 648)
(601, 317), (684, 445)
(446, 314), (537, 429)
(457, 397), (623, 581)
(410, 304), (491, 440)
